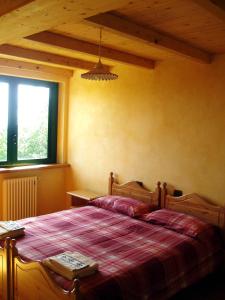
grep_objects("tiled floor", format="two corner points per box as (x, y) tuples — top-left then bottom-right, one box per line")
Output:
(171, 269), (225, 300)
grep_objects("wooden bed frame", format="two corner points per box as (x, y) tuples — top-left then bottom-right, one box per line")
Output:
(0, 172), (162, 300)
(0, 239), (10, 300)
(108, 171), (161, 208)
(161, 183), (225, 231)
(1, 178), (224, 300)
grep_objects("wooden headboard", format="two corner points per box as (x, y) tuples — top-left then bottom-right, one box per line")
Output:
(108, 172), (161, 208)
(161, 183), (225, 230)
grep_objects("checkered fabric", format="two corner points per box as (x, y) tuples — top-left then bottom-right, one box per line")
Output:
(14, 206), (223, 300)
(140, 208), (214, 238)
(90, 195), (150, 217)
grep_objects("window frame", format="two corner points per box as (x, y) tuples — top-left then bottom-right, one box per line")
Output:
(0, 75), (58, 167)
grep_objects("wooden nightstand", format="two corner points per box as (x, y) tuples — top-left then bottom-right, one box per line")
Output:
(67, 190), (101, 208)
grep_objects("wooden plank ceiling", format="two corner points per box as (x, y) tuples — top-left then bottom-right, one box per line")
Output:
(0, 0), (224, 71)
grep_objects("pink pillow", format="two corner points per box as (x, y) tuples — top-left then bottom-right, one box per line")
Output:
(141, 208), (212, 238)
(90, 195), (150, 217)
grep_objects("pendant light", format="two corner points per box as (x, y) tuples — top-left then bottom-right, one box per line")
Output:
(81, 28), (118, 81)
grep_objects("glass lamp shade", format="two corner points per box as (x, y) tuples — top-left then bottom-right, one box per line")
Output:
(81, 59), (118, 81)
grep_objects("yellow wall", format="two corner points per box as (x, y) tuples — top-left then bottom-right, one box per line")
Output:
(67, 54), (225, 206)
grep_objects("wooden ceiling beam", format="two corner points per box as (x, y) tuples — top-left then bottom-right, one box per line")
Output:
(193, 0), (225, 22)
(0, 0), (133, 44)
(86, 12), (212, 64)
(0, 57), (73, 78)
(0, 0), (33, 17)
(26, 31), (155, 69)
(0, 44), (101, 70)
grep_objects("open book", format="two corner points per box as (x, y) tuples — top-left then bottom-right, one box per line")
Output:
(0, 221), (25, 239)
(42, 251), (98, 280)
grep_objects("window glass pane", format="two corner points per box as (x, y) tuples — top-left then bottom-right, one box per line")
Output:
(0, 82), (9, 162)
(17, 84), (49, 160)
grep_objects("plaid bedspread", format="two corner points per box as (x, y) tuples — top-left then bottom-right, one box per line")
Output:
(14, 206), (223, 300)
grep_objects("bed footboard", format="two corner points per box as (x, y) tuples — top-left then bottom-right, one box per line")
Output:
(0, 238), (10, 300)
(9, 240), (79, 300)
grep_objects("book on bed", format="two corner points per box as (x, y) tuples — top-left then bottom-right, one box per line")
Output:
(42, 251), (98, 280)
(0, 221), (25, 239)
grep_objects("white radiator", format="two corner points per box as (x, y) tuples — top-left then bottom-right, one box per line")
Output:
(2, 177), (37, 220)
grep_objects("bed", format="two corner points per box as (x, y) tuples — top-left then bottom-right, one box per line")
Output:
(1, 175), (224, 300)
(0, 172), (161, 300)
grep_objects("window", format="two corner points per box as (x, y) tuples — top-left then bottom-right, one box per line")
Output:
(0, 75), (58, 166)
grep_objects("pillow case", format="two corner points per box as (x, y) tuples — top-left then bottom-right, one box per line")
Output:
(90, 195), (150, 217)
(141, 208), (212, 238)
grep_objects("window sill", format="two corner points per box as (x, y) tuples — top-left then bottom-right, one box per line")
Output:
(0, 163), (70, 174)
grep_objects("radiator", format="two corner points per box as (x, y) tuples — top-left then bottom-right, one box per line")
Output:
(2, 177), (37, 220)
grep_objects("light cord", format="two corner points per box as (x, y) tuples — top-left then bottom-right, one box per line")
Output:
(98, 28), (102, 61)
